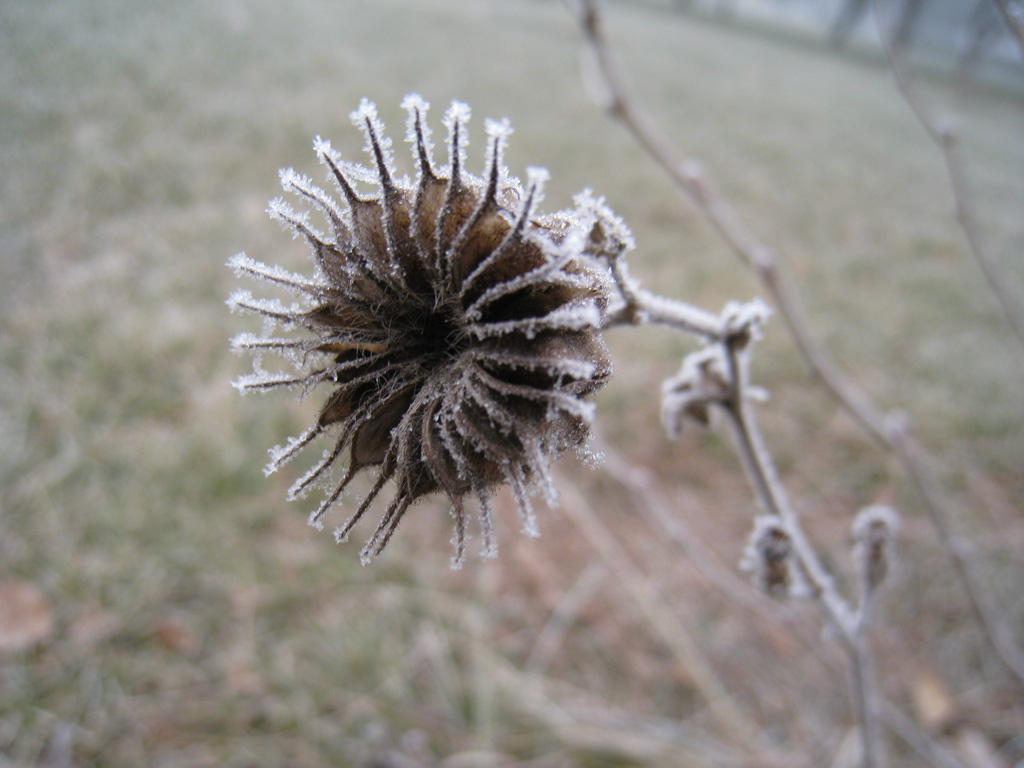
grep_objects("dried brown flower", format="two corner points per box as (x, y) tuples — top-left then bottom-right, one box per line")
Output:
(229, 96), (619, 566)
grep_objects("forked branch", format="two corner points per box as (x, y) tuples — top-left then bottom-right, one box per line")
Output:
(567, 0), (1024, 689)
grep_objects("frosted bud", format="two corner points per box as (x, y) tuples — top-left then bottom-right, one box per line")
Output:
(721, 298), (771, 351)
(741, 516), (806, 599)
(660, 346), (730, 437)
(853, 505), (900, 596)
(573, 189), (636, 265)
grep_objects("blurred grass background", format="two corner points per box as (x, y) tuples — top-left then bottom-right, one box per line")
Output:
(1, 0), (1022, 765)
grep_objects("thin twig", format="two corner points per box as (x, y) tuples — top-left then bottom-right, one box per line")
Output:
(556, 477), (765, 746)
(886, 416), (1024, 681)
(603, 285), (725, 339)
(848, 641), (882, 768)
(718, 333), (852, 640)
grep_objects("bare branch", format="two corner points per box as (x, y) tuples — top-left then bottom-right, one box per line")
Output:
(716, 323), (882, 768)
(603, 286), (726, 339)
(569, 0), (1024, 688)
(574, 0), (894, 449)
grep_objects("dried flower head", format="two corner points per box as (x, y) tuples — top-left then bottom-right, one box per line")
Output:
(229, 96), (618, 566)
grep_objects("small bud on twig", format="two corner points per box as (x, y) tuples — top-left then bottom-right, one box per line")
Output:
(741, 516), (809, 599)
(660, 346), (729, 436)
(660, 299), (771, 437)
(853, 505), (900, 598)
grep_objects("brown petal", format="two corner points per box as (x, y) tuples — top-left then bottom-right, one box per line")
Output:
(412, 176), (447, 264)
(449, 205), (511, 288)
(351, 387), (415, 466)
(316, 388), (356, 428)
(435, 187), (483, 272)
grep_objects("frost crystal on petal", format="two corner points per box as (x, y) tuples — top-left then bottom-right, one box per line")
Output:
(229, 96), (620, 565)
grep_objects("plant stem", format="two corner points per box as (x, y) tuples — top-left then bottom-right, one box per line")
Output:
(718, 335), (881, 768)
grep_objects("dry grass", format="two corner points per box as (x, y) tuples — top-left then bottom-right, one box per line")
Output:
(1, 0), (1022, 765)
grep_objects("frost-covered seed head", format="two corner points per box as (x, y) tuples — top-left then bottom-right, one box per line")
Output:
(660, 300), (770, 439)
(229, 96), (622, 566)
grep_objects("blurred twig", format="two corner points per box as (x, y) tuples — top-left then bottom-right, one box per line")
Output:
(871, 0), (1024, 351)
(556, 476), (765, 746)
(993, 0), (1024, 59)
(524, 562), (606, 676)
(870, 0), (1024, 684)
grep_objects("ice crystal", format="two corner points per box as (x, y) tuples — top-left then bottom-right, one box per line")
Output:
(229, 96), (621, 566)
